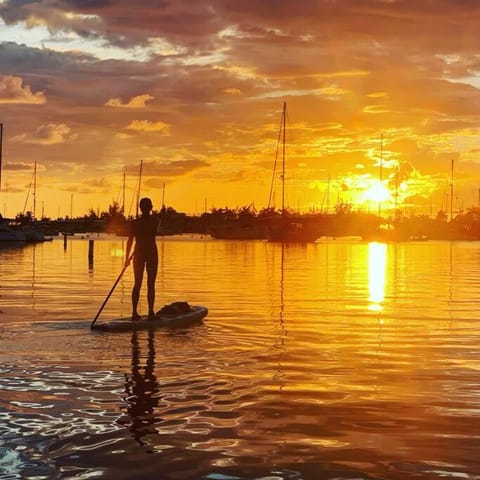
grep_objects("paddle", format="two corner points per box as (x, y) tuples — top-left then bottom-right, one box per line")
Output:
(91, 253), (134, 329)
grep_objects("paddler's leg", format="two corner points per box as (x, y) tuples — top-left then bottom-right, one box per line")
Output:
(146, 251), (158, 320)
(132, 254), (144, 320)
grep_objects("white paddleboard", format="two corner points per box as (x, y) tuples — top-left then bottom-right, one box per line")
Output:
(91, 305), (208, 332)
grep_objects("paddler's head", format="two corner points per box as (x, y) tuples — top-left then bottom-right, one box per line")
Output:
(139, 197), (153, 215)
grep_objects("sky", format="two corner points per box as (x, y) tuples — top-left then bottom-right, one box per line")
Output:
(1, 0), (480, 219)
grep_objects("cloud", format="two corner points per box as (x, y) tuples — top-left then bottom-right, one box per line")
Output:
(125, 120), (170, 134)
(0, 0), (221, 51)
(0, 1), (104, 40)
(367, 92), (388, 99)
(105, 93), (154, 108)
(12, 123), (76, 145)
(0, 75), (46, 104)
(362, 104), (394, 114)
(3, 162), (33, 171)
(127, 159), (210, 177)
(62, 177), (112, 194)
(222, 87), (241, 95)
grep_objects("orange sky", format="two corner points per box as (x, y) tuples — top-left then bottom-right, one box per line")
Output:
(1, 0), (480, 218)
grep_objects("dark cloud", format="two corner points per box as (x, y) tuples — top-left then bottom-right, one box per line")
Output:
(126, 159), (210, 177)
(0, 41), (94, 69)
(2, 0), (480, 56)
(0, 0), (222, 49)
(4, 161), (33, 171)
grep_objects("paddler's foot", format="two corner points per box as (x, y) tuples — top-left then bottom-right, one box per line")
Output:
(132, 313), (142, 321)
(147, 311), (156, 321)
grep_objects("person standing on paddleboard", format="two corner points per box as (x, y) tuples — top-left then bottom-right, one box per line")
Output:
(125, 197), (160, 320)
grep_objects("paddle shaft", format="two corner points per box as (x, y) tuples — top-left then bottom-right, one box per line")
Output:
(91, 253), (134, 329)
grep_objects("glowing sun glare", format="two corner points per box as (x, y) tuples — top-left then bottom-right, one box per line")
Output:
(362, 181), (392, 203)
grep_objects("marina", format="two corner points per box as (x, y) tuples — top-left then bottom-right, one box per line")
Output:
(2, 2), (480, 478)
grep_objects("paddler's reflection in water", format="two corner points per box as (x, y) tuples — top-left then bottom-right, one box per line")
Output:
(120, 330), (160, 449)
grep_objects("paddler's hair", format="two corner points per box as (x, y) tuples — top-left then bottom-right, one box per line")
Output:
(139, 197), (153, 214)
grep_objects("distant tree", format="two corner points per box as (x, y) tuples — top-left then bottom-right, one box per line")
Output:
(237, 205), (256, 222)
(15, 211), (33, 225)
(85, 208), (99, 220)
(335, 203), (352, 215)
(435, 210), (448, 222)
(258, 207), (277, 218)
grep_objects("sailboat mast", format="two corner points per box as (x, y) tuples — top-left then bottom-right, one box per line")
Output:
(378, 133), (383, 217)
(380, 133), (383, 182)
(122, 170), (126, 215)
(394, 163), (399, 218)
(326, 174), (330, 214)
(136, 159), (143, 217)
(282, 101), (286, 215)
(450, 159), (454, 221)
(33, 160), (37, 220)
(0, 123), (3, 192)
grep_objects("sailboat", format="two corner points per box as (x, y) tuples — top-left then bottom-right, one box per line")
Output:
(20, 160), (50, 242)
(266, 102), (320, 243)
(0, 123), (27, 243)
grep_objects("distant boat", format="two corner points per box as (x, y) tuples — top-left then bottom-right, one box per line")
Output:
(0, 219), (26, 242)
(210, 222), (265, 240)
(266, 102), (320, 243)
(0, 124), (26, 243)
(23, 225), (49, 243)
(267, 217), (320, 243)
(0, 126), (48, 243)
(361, 223), (411, 242)
(20, 160), (49, 243)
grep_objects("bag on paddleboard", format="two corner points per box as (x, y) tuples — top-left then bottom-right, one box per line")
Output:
(156, 301), (193, 316)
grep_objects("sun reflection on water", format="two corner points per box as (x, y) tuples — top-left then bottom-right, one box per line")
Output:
(110, 247), (125, 257)
(368, 242), (387, 312)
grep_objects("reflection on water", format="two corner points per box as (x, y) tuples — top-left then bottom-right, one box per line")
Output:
(368, 242), (386, 312)
(1, 236), (480, 479)
(120, 330), (160, 450)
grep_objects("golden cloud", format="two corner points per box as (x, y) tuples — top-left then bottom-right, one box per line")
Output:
(222, 87), (242, 95)
(12, 123), (76, 145)
(367, 92), (388, 99)
(127, 159), (209, 177)
(105, 94), (154, 108)
(0, 75), (46, 104)
(362, 104), (393, 114)
(125, 120), (170, 134)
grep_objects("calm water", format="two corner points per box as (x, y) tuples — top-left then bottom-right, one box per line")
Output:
(0, 235), (479, 479)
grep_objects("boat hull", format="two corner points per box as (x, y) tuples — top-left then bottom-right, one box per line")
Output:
(210, 224), (265, 240)
(0, 230), (26, 242)
(267, 222), (319, 243)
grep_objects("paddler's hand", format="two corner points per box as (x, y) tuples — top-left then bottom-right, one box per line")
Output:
(124, 257), (131, 267)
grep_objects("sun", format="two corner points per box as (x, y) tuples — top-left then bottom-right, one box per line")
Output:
(362, 181), (392, 204)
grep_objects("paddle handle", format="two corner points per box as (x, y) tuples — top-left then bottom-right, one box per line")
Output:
(91, 253), (134, 329)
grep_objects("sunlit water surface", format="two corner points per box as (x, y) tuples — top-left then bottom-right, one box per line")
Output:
(1, 236), (479, 479)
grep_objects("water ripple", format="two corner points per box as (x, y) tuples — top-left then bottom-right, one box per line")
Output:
(1, 239), (480, 478)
